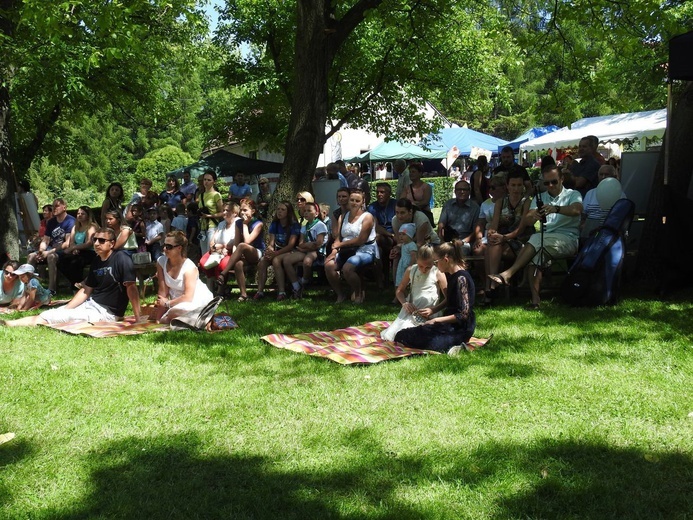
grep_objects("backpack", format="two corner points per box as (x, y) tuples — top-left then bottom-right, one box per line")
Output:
(561, 199), (635, 306)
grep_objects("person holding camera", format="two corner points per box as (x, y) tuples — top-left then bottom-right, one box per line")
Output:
(488, 165), (582, 309)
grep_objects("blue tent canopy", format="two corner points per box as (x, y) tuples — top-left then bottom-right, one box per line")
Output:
(345, 140), (447, 162)
(422, 127), (508, 156)
(502, 126), (561, 153)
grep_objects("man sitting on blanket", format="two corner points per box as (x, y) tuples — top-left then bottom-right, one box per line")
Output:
(3, 228), (141, 327)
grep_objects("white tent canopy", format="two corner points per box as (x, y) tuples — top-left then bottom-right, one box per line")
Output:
(520, 109), (666, 152)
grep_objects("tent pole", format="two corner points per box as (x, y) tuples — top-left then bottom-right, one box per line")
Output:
(664, 82), (672, 186)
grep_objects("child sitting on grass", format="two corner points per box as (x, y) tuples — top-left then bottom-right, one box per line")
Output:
(11, 264), (52, 310)
(381, 245), (446, 342)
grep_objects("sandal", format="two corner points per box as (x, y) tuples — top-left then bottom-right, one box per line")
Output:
(488, 274), (509, 287)
(237, 295), (248, 302)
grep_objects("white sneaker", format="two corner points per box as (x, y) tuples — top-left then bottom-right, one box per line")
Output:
(447, 345), (465, 356)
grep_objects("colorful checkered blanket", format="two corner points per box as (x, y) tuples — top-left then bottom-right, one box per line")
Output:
(41, 317), (169, 337)
(261, 321), (491, 365)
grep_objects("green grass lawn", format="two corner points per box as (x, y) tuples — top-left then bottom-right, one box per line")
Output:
(1, 283), (691, 519)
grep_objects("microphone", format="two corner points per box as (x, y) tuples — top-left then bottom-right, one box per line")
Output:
(535, 191), (547, 223)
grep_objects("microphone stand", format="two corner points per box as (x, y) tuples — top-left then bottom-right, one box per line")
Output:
(534, 186), (553, 277)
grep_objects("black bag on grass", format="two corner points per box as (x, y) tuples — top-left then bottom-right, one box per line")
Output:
(562, 199), (635, 306)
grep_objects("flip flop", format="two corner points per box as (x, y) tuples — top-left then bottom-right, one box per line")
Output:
(237, 295), (248, 302)
(488, 274), (509, 286)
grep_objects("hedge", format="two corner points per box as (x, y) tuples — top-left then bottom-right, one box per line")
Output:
(369, 176), (455, 209)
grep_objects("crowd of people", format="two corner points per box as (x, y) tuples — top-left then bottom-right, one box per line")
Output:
(3, 136), (624, 354)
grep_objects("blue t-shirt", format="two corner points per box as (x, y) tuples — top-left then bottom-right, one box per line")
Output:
(268, 221), (301, 250)
(235, 218), (266, 252)
(229, 183), (252, 199)
(26, 277), (52, 304)
(368, 199), (397, 233)
(45, 215), (76, 248)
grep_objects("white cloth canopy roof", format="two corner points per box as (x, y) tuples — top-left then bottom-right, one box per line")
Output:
(520, 109), (666, 152)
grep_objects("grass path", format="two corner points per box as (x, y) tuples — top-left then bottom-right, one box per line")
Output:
(1, 286), (691, 519)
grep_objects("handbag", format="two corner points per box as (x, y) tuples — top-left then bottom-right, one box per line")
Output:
(202, 252), (223, 269)
(132, 252), (152, 265)
(169, 296), (223, 331)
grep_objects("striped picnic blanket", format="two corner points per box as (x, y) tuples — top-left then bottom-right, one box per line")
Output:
(261, 321), (491, 365)
(41, 318), (169, 337)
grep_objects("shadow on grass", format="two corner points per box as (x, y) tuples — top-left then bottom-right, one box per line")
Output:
(45, 432), (691, 519)
(0, 436), (34, 508)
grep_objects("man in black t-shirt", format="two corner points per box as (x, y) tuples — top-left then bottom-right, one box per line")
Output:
(3, 228), (141, 327)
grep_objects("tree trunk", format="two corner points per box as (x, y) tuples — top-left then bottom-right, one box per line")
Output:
(272, 0), (383, 207)
(0, 0), (20, 261)
(273, 1), (332, 205)
(637, 82), (693, 294)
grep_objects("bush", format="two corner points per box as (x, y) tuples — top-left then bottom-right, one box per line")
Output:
(368, 175), (455, 208)
(135, 145), (194, 189)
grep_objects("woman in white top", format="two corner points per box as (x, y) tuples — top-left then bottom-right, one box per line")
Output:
(198, 202), (240, 283)
(325, 189), (376, 304)
(154, 231), (213, 324)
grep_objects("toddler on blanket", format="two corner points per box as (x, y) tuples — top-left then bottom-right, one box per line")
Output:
(381, 245), (446, 342)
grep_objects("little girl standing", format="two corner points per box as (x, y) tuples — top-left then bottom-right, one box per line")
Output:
(394, 223), (418, 288)
(381, 245), (446, 341)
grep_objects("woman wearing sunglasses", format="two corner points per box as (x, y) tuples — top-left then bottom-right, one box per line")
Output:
(1, 261), (24, 306)
(153, 231), (213, 324)
(488, 165), (582, 309)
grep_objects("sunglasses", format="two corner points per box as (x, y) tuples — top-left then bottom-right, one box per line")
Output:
(93, 237), (113, 244)
(296, 197), (306, 202)
(4, 270), (16, 277)
(543, 179), (559, 186)
(163, 243), (181, 250)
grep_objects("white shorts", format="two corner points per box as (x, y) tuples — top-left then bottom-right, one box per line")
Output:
(40, 298), (118, 324)
(526, 232), (578, 267)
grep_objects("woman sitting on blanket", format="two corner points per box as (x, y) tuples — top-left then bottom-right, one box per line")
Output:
(278, 202), (328, 300)
(381, 245), (446, 342)
(325, 189), (377, 304)
(153, 231), (214, 324)
(393, 240), (476, 355)
(216, 198), (266, 302)
(255, 200), (301, 300)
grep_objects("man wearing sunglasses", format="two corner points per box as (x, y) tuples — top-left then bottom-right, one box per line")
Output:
(3, 228), (141, 327)
(488, 165), (582, 309)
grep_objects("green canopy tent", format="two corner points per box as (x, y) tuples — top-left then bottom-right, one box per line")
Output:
(345, 141), (447, 162)
(169, 150), (283, 180)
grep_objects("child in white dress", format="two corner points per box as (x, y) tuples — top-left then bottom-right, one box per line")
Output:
(381, 245), (447, 342)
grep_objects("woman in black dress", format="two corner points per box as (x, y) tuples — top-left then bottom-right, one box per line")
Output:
(394, 240), (476, 354)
